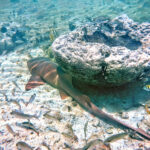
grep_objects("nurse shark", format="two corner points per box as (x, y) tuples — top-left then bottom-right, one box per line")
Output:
(25, 57), (150, 140)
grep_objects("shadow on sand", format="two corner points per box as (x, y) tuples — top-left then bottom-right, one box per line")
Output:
(73, 78), (150, 113)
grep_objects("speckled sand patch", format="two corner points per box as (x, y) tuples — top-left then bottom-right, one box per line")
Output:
(0, 48), (150, 150)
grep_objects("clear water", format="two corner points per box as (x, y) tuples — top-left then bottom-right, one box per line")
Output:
(0, 0), (149, 52)
(0, 1), (150, 149)
(0, 0), (149, 53)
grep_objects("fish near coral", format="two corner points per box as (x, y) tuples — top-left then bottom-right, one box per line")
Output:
(143, 85), (150, 91)
(25, 57), (150, 140)
(49, 28), (58, 43)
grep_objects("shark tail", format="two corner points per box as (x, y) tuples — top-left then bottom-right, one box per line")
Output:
(87, 100), (150, 140)
(70, 93), (150, 140)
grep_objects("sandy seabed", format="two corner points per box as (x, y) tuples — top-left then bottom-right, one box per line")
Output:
(0, 48), (150, 150)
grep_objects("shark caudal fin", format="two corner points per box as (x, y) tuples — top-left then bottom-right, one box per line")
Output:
(25, 75), (45, 91)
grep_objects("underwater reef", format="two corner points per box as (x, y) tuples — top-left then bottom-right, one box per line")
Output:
(0, 0), (150, 149)
(52, 15), (150, 87)
(0, 22), (26, 55)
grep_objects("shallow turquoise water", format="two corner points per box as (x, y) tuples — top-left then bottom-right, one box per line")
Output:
(0, 1), (150, 149)
(1, 0), (150, 21)
(1, 0), (150, 24)
(0, 0), (149, 46)
(0, 0), (149, 54)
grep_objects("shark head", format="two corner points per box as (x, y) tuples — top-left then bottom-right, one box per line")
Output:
(25, 57), (71, 100)
(26, 57), (58, 91)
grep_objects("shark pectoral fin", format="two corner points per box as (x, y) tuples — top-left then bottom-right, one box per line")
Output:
(25, 75), (45, 91)
(59, 90), (70, 100)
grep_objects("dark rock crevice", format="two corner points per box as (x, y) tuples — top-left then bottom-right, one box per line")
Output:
(82, 23), (142, 50)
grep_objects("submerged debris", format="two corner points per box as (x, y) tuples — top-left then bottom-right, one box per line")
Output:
(10, 110), (39, 120)
(25, 93), (36, 106)
(145, 104), (150, 114)
(41, 142), (51, 150)
(105, 127), (114, 134)
(104, 132), (128, 143)
(6, 124), (19, 136)
(11, 100), (22, 110)
(16, 141), (33, 150)
(76, 139), (111, 150)
(43, 110), (62, 121)
(62, 123), (78, 142)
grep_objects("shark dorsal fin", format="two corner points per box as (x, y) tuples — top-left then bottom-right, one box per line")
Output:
(25, 75), (45, 91)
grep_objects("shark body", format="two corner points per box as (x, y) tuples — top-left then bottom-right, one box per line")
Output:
(26, 57), (150, 140)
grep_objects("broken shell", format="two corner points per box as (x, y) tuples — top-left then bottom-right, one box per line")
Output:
(105, 127), (114, 134)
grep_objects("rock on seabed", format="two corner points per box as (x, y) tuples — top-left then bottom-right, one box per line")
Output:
(52, 15), (150, 87)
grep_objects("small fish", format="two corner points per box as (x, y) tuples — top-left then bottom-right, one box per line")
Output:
(6, 124), (18, 136)
(25, 93), (36, 106)
(16, 141), (33, 150)
(129, 132), (144, 141)
(43, 111), (62, 121)
(12, 81), (22, 91)
(49, 28), (58, 43)
(104, 132), (128, 143)
(84, 121), (88, 144)
(16, 121), (39, 136)
(143, 85), (150, 91)
(10, 110), (38, 120)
